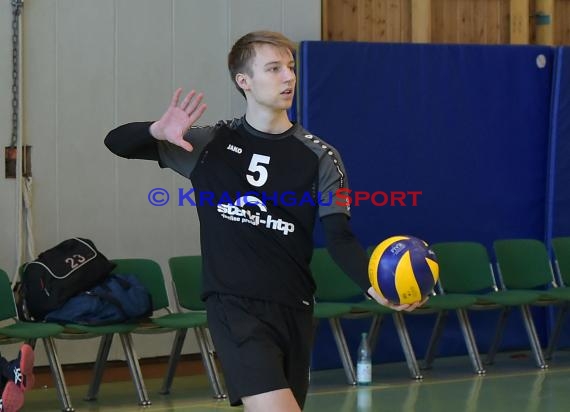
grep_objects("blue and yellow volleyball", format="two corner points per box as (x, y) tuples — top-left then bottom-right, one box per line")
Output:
(368, 235), (439, 304)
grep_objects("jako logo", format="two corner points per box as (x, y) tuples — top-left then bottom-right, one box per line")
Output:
(226, 144), (243, 154)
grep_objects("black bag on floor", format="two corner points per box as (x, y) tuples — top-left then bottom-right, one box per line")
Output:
(21, 237), (116, 320)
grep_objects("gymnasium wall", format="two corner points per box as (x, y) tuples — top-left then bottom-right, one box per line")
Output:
(298, 40), (570, 369)
(0, 1), (18, 286)
(3, 0), (569, 373)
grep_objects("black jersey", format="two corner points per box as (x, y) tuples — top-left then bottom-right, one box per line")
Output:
(107, 117), (351, 310)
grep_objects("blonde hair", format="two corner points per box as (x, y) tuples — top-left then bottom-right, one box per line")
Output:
(228, 31), (296, 98)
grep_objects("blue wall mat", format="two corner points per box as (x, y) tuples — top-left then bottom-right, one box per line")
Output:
(548, 47), (570, 350)
(300, 42), (554, 369)
(552, 47), (570, 238)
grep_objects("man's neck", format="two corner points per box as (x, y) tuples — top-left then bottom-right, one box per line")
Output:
(245, 107), (292, 134)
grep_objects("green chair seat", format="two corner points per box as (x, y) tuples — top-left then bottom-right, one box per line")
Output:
(103, 258), (223, 400)
(492, 238), (562, 368)
(0, 321), (64, 339)
(0, 268), (72, 411)
(546, 237), (570, 358)
(167, 256), (225, 398)
(313, 302), (353, 318)
(475, 290), (544, 306)
(311, 248), (372, 384)
(153, 312), (207, 329)
(311, 248), (424, 382)
(426, 241), (546, 373)
(540, 287), (570, 301)
(62, 323), (138, 335)
(422, 294), (478, 310)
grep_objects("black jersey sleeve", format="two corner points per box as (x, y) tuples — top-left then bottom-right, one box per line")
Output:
(105, 122), (216, 179)
(104, 121), (160, 160)
(322, 213), (371, 292)
(317, 144), (351, 218)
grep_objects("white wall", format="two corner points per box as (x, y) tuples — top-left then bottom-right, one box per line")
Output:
(0, 0), (19, 276)
(0, 0), (320, 366)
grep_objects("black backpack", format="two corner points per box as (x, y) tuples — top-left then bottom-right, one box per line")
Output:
(21, 238), (116, 320)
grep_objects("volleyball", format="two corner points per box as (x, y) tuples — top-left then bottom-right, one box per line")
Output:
(368, 235), (439, 304)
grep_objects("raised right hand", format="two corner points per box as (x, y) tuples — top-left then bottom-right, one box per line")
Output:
(149, 88), (207, 152)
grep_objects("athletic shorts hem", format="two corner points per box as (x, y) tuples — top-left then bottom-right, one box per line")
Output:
(229, 383), (290, 407)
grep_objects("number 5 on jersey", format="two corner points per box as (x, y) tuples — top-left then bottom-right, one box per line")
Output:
(247, 154), (271, 187)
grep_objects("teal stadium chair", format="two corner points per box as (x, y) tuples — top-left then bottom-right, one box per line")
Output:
(0, 269), (71, 411)
(17, 262), (148, 408)
(311, 248), (423, 381)
(108, 258), (224, 399)
(542, 237), (570, 359)
(167, 256), (225, 398)
(352, 246), (427, 379)
(418, 242), (494, 374)
(492, 238), (570, 368)
(311, 248), (363, 384)
(52, 287), (150, 406)
(418, 241), (557, 372)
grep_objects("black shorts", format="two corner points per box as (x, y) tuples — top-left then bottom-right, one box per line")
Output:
(205, 294), (314, 407)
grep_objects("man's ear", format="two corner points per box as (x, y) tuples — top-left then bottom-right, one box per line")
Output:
(236, 73), (250, 92)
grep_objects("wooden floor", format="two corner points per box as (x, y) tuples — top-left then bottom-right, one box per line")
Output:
(23, 350), (570, 411)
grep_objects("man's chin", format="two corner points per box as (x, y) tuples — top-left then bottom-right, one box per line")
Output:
(279, 100), (294, 110)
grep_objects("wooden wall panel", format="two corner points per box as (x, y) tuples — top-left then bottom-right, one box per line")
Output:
(342, 0), (359, 40)
(511, 0), (530, 44)
(400, 0), (412, 42)
(555, 0), (570, 44)
(457, 0), (475, 43)
(431, 0), (506, 44)
(323, 0), (569, 45)
(357, 0), (374, 40)
(322, 0), (412, 42)
(432, 0), (458, 42)
(371, 0), (388, 41)
(411, 0), (430, 42)
(535, 0), (554, 44)
(500, 0), (512, 43)
(472, 0), (487, 43)
(386, 0), (403, 41)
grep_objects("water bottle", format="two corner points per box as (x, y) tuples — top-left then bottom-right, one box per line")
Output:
(356, 332), (372, 385)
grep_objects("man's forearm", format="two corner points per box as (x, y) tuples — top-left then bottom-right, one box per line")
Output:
(322, 213), (370, 293)
(104, 121), (160, 160)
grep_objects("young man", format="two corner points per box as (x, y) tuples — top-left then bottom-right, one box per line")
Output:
(0, 344), (35, 412)
(105, 31), (423, 411)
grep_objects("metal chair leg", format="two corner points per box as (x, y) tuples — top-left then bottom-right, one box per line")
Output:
(329, 318), (356, 385)
(119, 333), (151, 406)
(160, 329), (187, 395)
(456, 309), (485, 375)
(520, 305), (548, 369)
(196, 327), (226, 399)
(43, 337), (74, 412)
(422, 310), (448, 370)
(545, 304), (568, 360)
(485, 307), (510, 365)
(85, 334), (114, 401)
(392, 312), (422, 380)
(367, 314), (384, 355)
